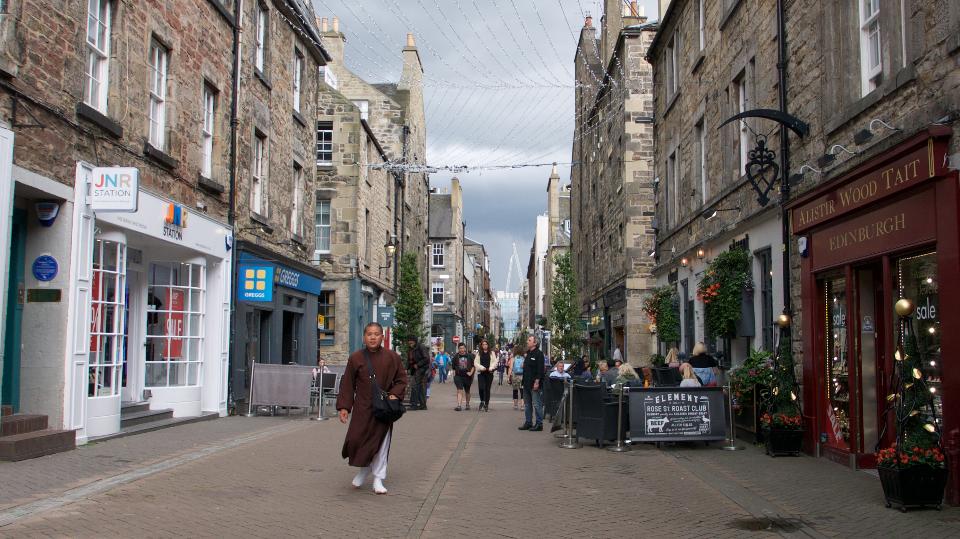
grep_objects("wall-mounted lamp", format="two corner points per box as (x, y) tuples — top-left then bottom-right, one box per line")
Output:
(680, 257), (689, 267)
(854, 119), (900, 144)
(817, 144), (857, 168)
(378, 236), (398, 276)
(788, 164), (822, 186)
(702, 205), (740, 221)
(696, 247), (706, 259)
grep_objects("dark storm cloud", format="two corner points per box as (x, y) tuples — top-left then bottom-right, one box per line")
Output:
(311, 0), (660, 291)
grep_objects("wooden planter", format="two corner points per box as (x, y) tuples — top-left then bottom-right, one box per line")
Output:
(878, 465), (947, 512)
(764, 427), (803, 457)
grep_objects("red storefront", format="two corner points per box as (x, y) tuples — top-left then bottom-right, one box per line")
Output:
(790, 127), (959, 504)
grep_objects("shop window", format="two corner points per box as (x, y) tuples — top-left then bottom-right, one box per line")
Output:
(145, 262), (205, 387)
(896, 252), (942, 423)
(317, 291), (335, 346)
(824, 277), (850, 449)
(89, 239), (126, 397)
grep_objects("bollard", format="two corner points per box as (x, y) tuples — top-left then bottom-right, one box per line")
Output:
(559, 380), (580, 449)
(311, 377), (329, 421)
(721, 380), (743, 451)
(245, 360), (257, 417)
(608, 383), (630, 452)
(555, 378), (572, 439)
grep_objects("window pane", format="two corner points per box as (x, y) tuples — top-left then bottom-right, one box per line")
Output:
(896, 252), (942, 424)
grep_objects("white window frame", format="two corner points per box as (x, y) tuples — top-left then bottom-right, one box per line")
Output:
(431, 242), (445, 267)
(315, 197), (331, 253)
(291, 162), (303, 235)
(736, 75), (749, 176)
(89, 238), (126, 398)
(144, 262), (206, 388)
(252, 132), (267, 215)
(316, 121), (333, 165)
(148, 40), (169, 150)
(432, 281), (445, 306)
(201, 85), (215, 179)
(859, 0), (882, 96)
(293, 48), (303, 113)
(84, 0), (112, 113)
(255, 3), (267, 72)
(698, 0), (706, 51)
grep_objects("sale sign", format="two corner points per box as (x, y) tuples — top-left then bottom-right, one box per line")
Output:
(163, 289), (185, 359)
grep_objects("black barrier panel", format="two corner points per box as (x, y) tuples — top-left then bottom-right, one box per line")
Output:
(628, 387), (727, 442)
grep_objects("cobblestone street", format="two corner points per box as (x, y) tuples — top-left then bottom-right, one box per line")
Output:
(0, 383), (957, 538)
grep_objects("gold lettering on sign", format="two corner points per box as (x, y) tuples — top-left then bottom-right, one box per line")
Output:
(798, 199), (836, 227)
(828, 213), (907, 251)
(880, 159), (921, 191)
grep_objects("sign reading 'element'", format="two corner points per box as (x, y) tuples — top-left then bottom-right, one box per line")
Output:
(89, 167), (139, 212)
(629, 387), (727, 442)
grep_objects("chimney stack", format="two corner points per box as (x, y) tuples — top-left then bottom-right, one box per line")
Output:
(406, 33), (416, 47)
(319, 17), (328, 32)
(332, 16), (340, 33)
(630, 1), (639, 17)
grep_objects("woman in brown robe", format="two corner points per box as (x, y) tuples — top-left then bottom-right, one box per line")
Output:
(336, 322), (407, 494)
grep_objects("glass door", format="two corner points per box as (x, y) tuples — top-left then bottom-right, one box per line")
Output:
(89, 239), (127, 399)
(896, 252), (942, 425)
(824, 277), (850, 450)
(856, 267), (882, 459)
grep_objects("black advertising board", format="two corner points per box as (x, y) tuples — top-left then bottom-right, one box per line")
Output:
(628, 387), (727, 442)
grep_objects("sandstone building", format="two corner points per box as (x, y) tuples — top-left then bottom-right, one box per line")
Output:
(429, 179), (465, 354)
(570, 3), (657, 364)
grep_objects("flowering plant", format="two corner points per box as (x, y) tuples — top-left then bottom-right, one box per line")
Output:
(876, 446), (945, 468)
(642, 286), (680, 345)
(729, 349), (775, 404)
(761, 412), (803, 430)
(696, 248), (749, 338)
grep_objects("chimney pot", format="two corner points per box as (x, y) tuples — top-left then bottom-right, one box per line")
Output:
(585, 15), (592, 27)
(406, 33), (416, 47)
(333, 16), (340, 33)
(320, 17), (328, 32)
(630, 1), (639, 17)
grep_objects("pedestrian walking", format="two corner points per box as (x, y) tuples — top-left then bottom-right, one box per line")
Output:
(496, 351), (507, 385)
(508, 344), (525, 410)
(518, 335), (546, 431)
(452, 343), (475, 411)
(336, 323), (407, 495)
(435, 349), (450, 383)
(474, 339), (495, 411)
(405, 337), (431, 410)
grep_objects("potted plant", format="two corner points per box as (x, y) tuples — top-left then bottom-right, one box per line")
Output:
(875, 299), (946, 511)
(761, 330), (804, 456)
(729, 349), (775, 438)
(649, 353), (666, 367)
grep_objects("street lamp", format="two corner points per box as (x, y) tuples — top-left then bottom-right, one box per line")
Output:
(378, 236), (397, 277)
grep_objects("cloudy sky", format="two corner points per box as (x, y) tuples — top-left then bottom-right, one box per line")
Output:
(311, 0), (661, 291)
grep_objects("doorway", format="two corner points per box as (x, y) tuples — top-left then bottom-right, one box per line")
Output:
(282, 311), (300, 364)
(2, 209), (26, 411)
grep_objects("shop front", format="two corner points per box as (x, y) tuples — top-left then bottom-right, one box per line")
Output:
(231, 247), (321, 405)
(791, 128), (958, 501)
(66, 169), (233, 442)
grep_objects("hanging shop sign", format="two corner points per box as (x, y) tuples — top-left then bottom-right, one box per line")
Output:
(377, 306), (395, 328)
(239, 265), (274, 302)
(89, 167), (139, 212)
(629, 387), (727, 442)
(237, 253), (323, 296)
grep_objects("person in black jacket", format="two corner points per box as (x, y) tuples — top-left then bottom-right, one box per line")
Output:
(519, 335), (546, 431)
(405, 337), (431, 410)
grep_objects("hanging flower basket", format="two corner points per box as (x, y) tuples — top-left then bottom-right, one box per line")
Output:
(878, 465), (947, 512)
(697, 248), (749, 338)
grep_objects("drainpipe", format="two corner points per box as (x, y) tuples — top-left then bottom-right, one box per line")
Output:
(227, 0), (244, 410)
(777, 0), (792, 318)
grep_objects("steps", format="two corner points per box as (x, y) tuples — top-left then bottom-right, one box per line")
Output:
(88, 404), (218, 442)
(120, 402), (174, 429)
(0, 412), (76, 461)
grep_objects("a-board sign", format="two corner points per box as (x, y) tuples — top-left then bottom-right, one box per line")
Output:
(628, 387), (727, 442)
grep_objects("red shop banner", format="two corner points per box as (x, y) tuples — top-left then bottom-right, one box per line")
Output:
(163, 289), (185, 359)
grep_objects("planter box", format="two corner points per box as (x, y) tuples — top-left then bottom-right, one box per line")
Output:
(878, 465), (947, 512)
(764, 428), (803, 457)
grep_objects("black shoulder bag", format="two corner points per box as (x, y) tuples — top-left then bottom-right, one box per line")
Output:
(364, 349), (405, 424)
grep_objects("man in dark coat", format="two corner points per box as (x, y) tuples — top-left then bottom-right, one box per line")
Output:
(406, 337), (431, 410)
(519, 334), (546, 431)
(337, 322), (407, 494)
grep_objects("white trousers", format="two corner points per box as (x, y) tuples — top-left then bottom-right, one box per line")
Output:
(365, 428), (391, 480)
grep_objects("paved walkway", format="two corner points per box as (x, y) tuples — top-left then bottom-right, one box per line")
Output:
(0, 381), (956, 537)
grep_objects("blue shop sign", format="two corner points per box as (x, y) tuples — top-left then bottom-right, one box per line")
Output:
(237, 253), (323, 297)
(32, 255), (59, 281)
(239, 265), (274, 302)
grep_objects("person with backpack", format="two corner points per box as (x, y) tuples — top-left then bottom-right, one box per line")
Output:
(435, 348), (450, 383)
(507, 344), (526, 410)
(453, 343), (475, 411)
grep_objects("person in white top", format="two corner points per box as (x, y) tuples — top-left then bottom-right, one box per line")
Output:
(549, 362), (572, 379)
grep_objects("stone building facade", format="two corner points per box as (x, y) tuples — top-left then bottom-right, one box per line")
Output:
(782, 0), (960, 499)
(464, 238), (496, 349)
(0, 0), (239, 442)
(428, 179), (465, 354)
(230, 0), (329, 401)
(571, 7), (657, 365)
(541, 164), (571, 325)
(308, 17), (427, 361)
(649, 0), (786, 366)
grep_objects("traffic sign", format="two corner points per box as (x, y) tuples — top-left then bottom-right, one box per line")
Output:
(452, 335), (461, 344)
